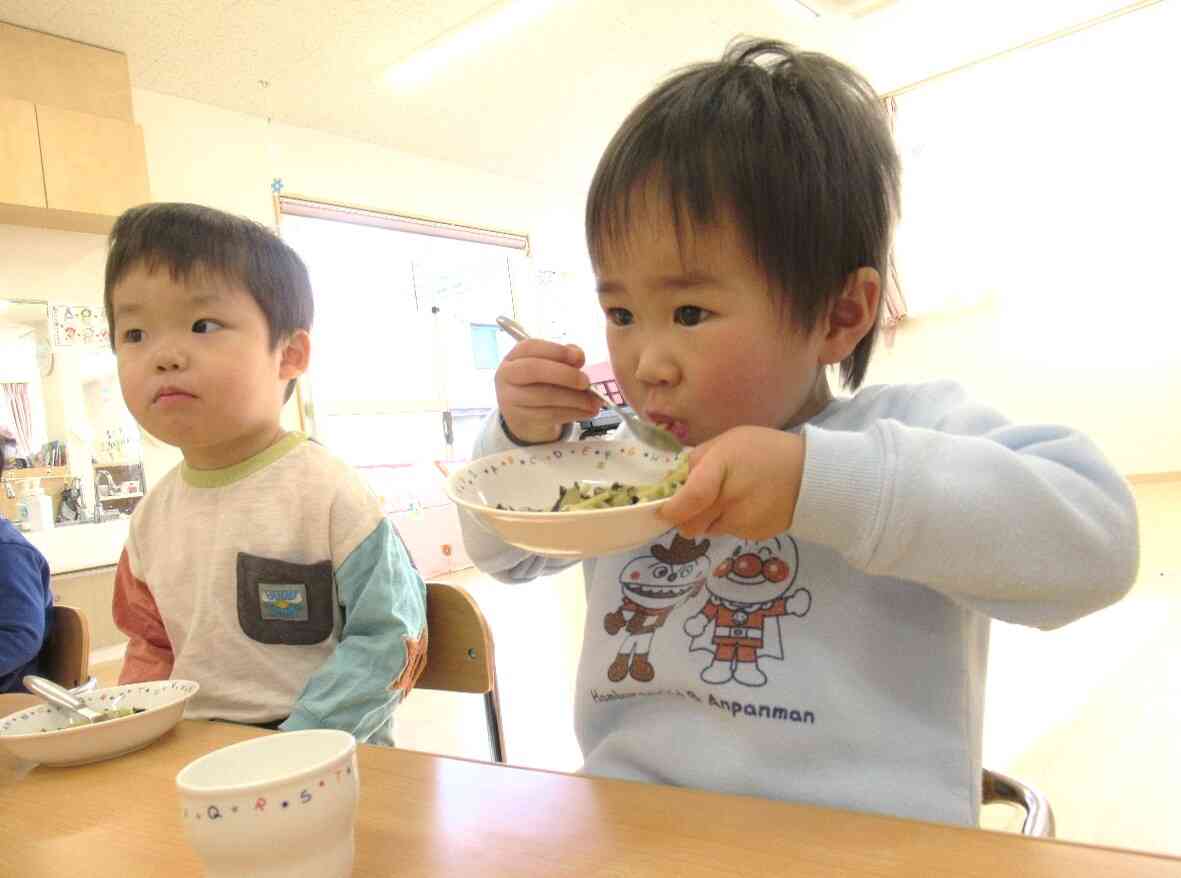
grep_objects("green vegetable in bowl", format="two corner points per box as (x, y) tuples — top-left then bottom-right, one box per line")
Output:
(101, 707), (146, 720)
(65, 706), (147, 728)
(552, 453), (689, 511)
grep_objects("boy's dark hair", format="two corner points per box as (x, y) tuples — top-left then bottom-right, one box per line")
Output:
(104, 202), (313, 402)
(587, 38), (900, 390)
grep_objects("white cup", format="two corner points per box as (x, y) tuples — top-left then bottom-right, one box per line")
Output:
(176, 729), (359, 877)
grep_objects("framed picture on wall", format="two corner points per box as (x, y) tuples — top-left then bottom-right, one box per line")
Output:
(50, 304), (110, 349)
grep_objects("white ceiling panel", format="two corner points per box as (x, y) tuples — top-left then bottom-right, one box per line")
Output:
(0, 0), (1148, 197)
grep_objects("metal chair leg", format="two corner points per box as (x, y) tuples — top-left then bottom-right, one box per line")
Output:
(983, 769), (1056, 838)
(484, 690), (506, 764)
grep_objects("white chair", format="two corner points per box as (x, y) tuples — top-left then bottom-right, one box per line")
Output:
(416, 582), (505, 763)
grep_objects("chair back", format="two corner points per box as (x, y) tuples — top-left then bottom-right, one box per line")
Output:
(417, 582), (505, 762)
(44, 604), (90, 690)
(418, 583), (495, 694)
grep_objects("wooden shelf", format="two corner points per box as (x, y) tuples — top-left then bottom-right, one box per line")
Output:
(99, 492), (143, 502)
(0, 201), (117, 234)
(2, 465), (70, 481)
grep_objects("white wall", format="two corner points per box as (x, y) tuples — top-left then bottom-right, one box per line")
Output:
(0, 329), (36, 382)
(856, 0), (1181, 476)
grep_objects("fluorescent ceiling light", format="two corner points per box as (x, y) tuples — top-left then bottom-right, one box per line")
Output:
(385, 0), (564, 90)
(786, 1), (823, 17)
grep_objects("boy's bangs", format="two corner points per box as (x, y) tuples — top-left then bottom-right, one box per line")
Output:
(104, 203), (314, 354)
(120, 250), (245, 299)
(588, 156), (729, 271)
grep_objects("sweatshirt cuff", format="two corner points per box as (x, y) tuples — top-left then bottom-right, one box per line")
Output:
(790, 424), (889, 567)
(279, 705), (321, 732)
(475, 410), (574, 457)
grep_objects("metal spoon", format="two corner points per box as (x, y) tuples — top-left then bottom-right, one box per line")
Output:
(23, 675), (108, 725)
(496, 315), (684, 454)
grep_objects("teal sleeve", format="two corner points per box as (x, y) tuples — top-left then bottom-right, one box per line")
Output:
(280, 518), (427, 743)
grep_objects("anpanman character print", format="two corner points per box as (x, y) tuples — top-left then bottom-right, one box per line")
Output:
(603, 535), (710, 682)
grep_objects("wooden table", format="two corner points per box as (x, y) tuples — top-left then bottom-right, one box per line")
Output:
(2, 720), (1180, 877)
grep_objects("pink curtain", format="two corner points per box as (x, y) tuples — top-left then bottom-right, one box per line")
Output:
(881, 95), (907, 342)
(1, 383), (34, 456)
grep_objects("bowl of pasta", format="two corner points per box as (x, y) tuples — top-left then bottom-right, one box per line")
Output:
(445, 440), (688, 558)
(0, 679), (199, 767)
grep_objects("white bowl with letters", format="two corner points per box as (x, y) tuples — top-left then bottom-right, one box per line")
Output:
(176, 729), (359, 878)
(445, 440), (683, 559)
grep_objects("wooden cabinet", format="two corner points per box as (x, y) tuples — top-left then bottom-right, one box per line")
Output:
(0, 100), (151, 233)
(0, 23), (150, 234)
(0, 96), (46, 209)
(0, 22), (134, 122)
(36, 104), (150, 218)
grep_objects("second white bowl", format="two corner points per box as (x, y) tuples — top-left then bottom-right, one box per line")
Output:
(176, 729), (359, 878)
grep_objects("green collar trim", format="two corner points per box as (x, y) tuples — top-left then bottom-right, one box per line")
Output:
(181, 432), (307, 488)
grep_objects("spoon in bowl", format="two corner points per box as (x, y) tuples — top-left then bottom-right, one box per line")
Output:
(23, 675), (109, 725)
(495, 315), (684, 454)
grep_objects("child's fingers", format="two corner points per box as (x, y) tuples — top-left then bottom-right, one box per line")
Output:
(676, 506), (724, 539)
(502, 384), (601, 416)
(659, 453), (725, 524)
(565, 344), (586, 369)
(502, 338), (584, 367)
(498, 357), (591, 393)
(687, 436), (718, 467)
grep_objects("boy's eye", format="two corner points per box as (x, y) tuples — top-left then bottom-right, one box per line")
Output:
(192, 319), (224, 334)
(674, 306), (709, 326)
(122, 329), (144, 344)
(606, 308), (634, 327)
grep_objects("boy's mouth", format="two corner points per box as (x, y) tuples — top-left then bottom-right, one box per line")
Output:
(153, 386), (198, 405)
(646, 412), (689, 443)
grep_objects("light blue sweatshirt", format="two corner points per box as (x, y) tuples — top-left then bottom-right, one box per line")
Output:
(458, 380), (1139, 826)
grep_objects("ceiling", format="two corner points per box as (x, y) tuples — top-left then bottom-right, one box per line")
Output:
(0, 0), (1144, 196)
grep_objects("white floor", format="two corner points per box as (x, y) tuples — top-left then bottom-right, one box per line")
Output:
(981, 580), (1181, 854)
(396, 565), (586, 772)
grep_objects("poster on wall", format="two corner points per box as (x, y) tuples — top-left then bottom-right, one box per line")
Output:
(49, 304), (110, 349)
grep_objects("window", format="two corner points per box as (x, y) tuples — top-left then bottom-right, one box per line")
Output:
(278, 198), (526, 478)
(470, 323), (501, 371)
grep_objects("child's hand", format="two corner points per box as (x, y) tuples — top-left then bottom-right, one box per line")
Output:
(659, 426), (805, 540)
(683, 612), (709, 637)
(495, 339), (602, 444)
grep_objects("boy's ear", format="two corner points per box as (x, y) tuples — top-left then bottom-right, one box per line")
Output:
(817, 267), (880, 366)
(278, 329), (311, 381)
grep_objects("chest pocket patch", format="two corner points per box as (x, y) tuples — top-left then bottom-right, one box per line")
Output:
(237, 553), (335, 645)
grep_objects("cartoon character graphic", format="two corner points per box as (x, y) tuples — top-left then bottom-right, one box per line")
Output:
(685, 536), (810, 687)
(604, 535), (711, 682)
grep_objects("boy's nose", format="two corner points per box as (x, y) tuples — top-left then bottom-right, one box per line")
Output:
(152, 347), (188, 372)
(634, 344), (680, 386)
